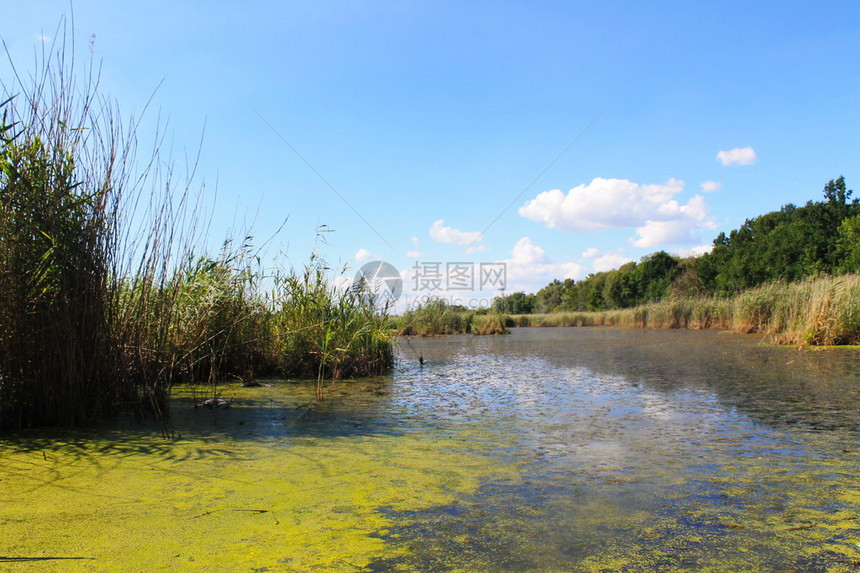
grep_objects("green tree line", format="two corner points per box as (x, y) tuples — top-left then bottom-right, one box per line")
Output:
(494, 178), (860, 313)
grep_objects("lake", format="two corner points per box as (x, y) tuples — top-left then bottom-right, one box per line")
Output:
(2, 328), (858, 571)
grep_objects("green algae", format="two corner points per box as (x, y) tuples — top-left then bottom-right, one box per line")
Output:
(1, 425), (519, 571)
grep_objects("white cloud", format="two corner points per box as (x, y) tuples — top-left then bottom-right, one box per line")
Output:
(429, 219), (485, 252)
(591, 251), (635, 273)
(519, 177), (684, 232)
(354, 248), (377, 262)
(632, 195), (716, 248)
(406, 236), (422, 259)
(700, 180), (722, 193)
(716, 146), (756, 166)
(673, 245), (713, 258)
(503, 237), (584, 290)
(582, 247), (600, 259)
(510, 237), (550, 265)
(518, 177), (715, 246)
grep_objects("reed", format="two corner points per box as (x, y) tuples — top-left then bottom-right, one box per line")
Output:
(511, 312), (605, 328)
(734, 274), (860, 345)
(0, 25), (137, 428)
(268, 247), (394, 398)
(0, 25), (394, 429)
(395, 298), (473, 336)
(393, 298), (509, 336)
(470, 312), (509, 335)
(509, 274), (859, 346)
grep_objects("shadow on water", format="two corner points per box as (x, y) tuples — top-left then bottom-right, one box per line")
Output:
(169, 376), (405, 439)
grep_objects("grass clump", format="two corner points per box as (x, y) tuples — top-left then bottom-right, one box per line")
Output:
(393, 298), (508, 336)
(268, 248), (394, 398)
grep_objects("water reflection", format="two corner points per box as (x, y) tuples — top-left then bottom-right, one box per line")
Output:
(384, 328), (860, 571)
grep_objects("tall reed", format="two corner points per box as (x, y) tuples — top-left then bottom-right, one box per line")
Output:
(0, 26), (135, 428)
(0, 25), (394, 429)
(393, 298), (508, 336)
(267, 247), (394, 398)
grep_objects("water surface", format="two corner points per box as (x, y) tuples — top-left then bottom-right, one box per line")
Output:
(2, 328), (858, 571)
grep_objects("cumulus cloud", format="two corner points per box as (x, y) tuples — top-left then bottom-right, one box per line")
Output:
(519, 178), (688, 232)
(716, 146), (756, 166)
(700, 180), (722, 193)
(674, 245), (713, 258)
(518, 177), (715, 246)
(429, 219), (485, 252)
(354, 248), (377, 262)
(632, 195), (716, 248)
(503, 237), (584, 289)
(590, 250), (635, 273)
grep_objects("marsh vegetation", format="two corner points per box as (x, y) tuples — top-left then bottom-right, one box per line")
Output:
(510, 273), (860, 345)
(392, 298), (508, 336)
(0, 31), (392, 430)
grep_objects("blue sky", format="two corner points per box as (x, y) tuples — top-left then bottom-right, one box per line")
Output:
(3, 1), (859, 305)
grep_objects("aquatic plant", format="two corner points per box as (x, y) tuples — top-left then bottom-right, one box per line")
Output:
(393, 298), (508, 336)
(470, 312), (509, 335)
(0, 25), (140, 428)
(267, 244), (394, 398)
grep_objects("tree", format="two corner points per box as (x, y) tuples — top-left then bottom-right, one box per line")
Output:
(697, 177), (859, 294)
(535, 279), (573, 313)
(836, 214), (860, 272)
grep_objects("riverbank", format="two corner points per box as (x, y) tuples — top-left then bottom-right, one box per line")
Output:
(510, 273), (860, 346)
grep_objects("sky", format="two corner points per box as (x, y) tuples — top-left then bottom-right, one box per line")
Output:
(3, 1), (859, 308)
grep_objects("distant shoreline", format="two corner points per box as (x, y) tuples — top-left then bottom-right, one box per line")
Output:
(507, 273), (859, 346)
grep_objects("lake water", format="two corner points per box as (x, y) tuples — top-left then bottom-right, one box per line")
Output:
(2, 328), (859, 571)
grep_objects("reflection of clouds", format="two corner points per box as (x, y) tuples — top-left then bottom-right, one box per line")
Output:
(391, 338), (736, 475)
(639, 389), (724, 437)
(640, 392), (683, 422)
(559, 440), (627, 467)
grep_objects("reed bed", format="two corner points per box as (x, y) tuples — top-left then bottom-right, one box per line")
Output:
(510, 273), (860, 345)
(0, 27), (393, 430)
(734, 274), (860, 345)
(267, 252), (394, 399)
(471, 312), (509, 335)
(393, 298), (508, 336)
